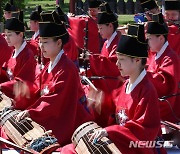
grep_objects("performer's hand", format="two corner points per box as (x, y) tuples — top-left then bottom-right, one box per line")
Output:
(16, 110), (30, 122)
(89, 129), (108, 144)
(13, 81), (30, 99)
(67, 12), (75, 17)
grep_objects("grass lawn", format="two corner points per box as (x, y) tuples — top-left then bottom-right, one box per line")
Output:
(118, 15), (134, 25)
(25, 0), (135, 25)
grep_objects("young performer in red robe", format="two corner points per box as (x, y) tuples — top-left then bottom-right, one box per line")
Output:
(88, 0), (102, 21)
(0, 34), (13, 67)
(56, 6), (78, 65)
(68, 0), (102, 55)
(88, 0), (104, 52)
(0, 11), (37, 99)
(164, 0), (180, 56)
(146, 13), (180, 122)
(3, 1), (16, 20)
(28, 5), (49, 67)
(88, 2), (122, 93)
(1, 1), (17, 37)
(83, 3), (123, 128)
(14, 11), (93, 146)
(28, 5), (41, 57)
(59, 24), (161, 154)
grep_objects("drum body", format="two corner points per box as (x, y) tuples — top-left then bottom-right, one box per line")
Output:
(2, 149), (20, 154)
(71, 121), (121, 154)
(0, 92), (12, 111)
(0, 109), (45, 147)
(68, 16), (100, 54)
(0, 92), (59, 153)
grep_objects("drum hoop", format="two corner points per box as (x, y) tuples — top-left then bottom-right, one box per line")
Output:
(0, 93), (13, 112)
(71, 121), (101, 145)
(71, 121), (94, 141)
(0, 110), (19, 126)
(0, 109), (12, 119)
(39, 143), (60, 154)
(0, 93), (60, 153)
(72, 121), (122, 154)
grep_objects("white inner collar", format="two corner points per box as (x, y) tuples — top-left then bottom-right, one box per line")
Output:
(32, 30), (39, 40)
(13, 41), (27, 58)
(106, 31), (117, 49)
(155, 41), (168, 60)
(48, 49), (64, 73)
(126, 69), (147, 94)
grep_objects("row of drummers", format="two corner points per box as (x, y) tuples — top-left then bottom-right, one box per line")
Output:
(0, 0), (179, 153)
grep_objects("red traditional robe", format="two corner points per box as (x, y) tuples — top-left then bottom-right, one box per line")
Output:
(85, 32), (123, 127)
(59, 74), (160, 154)
(27, 31), (40, 59)
(0, 34), (13, 66)
(63, 35), (78, 63)
(147, 45), (180, 122)
(15, 53), (93, 146)
(168, 25), (180, 56)
(89, 32), (122, 93)
(28, 33), (40, 56)
(0, 42), (37, 99)
(100, 33), (120, 62)
(68, 16), (101, 54)
(29, 34), (79, 65)
(28, 34), (50, 67)
(104, 75), (160, 154)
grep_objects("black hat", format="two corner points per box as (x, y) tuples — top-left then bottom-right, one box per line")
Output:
(39, 22), (67, 38)
(11, 11), (24, 22)
(36, 5), (42, 13)
(30, 11), (41, 21)
(4, 3), (12, 11)
(39, 11), (67, 38)
(97, 2), (117, 24)
(88, 0), (102, 8)
(147, 13), (168, 35)
(99, 2), (112, 12)
(55, 6), (66, 22)
(30, 5), (42, 21)
(165, 0), (180, 10)
(117, 24), (148, 58)
(140, 0), (158, 11)
(40, 11), (61, 24)
(127, 24), (146, 43)
(5, 11), (25, 32)
(4, 0), (16, 12)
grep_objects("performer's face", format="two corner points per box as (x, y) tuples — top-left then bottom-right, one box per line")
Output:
(39, 37), (62, 61)
(3, 11), (12, 20)
(29, 20), (39, 31)
(5, 30), (22, 47)
(98, 23), (113, 39)
(165, 10), (180, 25)
(147, 34), (164, 52)
(116, 54), (138, 77)
(88, 8), (100, 18)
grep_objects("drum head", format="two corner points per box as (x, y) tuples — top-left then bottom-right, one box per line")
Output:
(0, 92), (12, 111)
